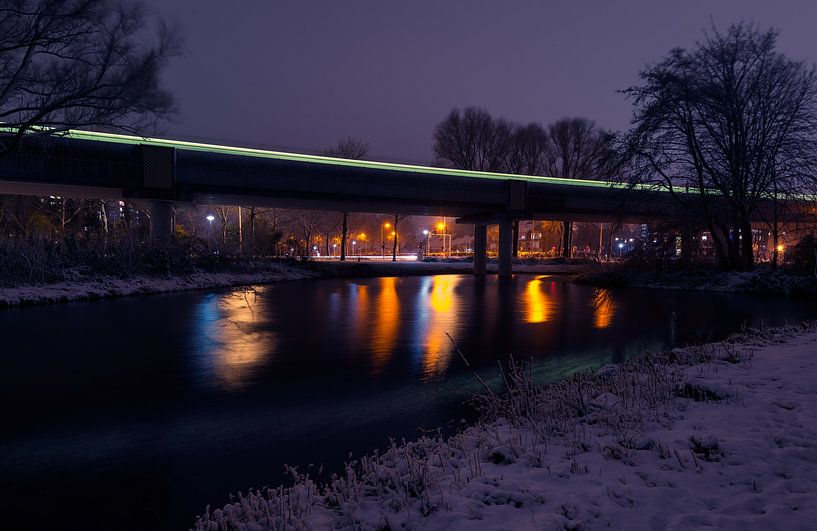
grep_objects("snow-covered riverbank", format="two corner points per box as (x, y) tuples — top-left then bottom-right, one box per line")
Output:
(194, 322), (817, 530)
(574, 266), (817, 297)
(0, 264), (318, 307)
(0, 261), (590, 308)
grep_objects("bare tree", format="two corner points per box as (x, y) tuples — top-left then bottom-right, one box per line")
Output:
(391, 213), (407, 262)
(0, 0), (181, 155)
(216, 206), (230, 246)
(505, 123), (547, 176)
(622, 23), (817, 271)
(542, 118), (612, 179)
(543, 117), (613, 257)
(324, 137), (370, 261)
(324, 137), (369, 160)
(504, 123), (547, 255)
(433, 107), (512, 172)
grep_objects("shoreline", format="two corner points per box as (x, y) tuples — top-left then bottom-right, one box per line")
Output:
(195, 321), (817, 529)
(0, 261), (590, 309)
(574, 265), (817, 297)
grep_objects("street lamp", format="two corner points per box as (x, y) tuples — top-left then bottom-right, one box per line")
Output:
(381, 223), (390, 258)
(206, 214), (215, 241)
(618, 242), (624, 258)
(422, 229), (429, 256)
(352, 240), (357, 256)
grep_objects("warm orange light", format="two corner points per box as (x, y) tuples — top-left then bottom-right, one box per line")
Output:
(423, 276), (459, 377)
(592, 288), (615, 329)
(777, 244), (784, 252)
(525, 277), (552, 323)
(204, 289), (274, 390)
(384, 223), (391, 229)
(358, 232), (366, 239)
(436, 222), (445, 231)
(391, 231), (396, 236)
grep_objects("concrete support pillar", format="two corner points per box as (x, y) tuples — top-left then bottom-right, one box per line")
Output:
(561, 220), (573, 258)
(498, 218), (513, 278)
(473, 224), (487, 275)
(512, 220), (520, 257)
(149, 201), (174, 239)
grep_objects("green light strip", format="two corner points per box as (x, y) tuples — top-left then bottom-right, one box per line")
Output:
(53, 129), (653, 191)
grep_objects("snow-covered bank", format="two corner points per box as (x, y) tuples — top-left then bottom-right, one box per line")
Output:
(0, 264), (318, 308)
(0, 261), (590, 308)
(194, 323), (817, 530)
(575, 266), (817, 296)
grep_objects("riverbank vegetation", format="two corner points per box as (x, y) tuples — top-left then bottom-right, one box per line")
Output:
(194, 322), (817, 529)
(574, 233), (817, 296)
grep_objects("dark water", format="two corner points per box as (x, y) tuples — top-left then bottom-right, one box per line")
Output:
(1, 274), (815, 530)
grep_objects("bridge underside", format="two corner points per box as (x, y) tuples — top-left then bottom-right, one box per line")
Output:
(1, 131), (804, 277)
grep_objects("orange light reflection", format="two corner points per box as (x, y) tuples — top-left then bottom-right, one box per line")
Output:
(208, 289), (275, 390)
(370, 277), (400, 371)
(422, 275), (460, 377)
(525, 276), (553, 323)
(592, 288), (616, 329)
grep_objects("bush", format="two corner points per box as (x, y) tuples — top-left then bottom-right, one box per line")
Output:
(0, 235), (245, 287)
(789, 234), (817, 276)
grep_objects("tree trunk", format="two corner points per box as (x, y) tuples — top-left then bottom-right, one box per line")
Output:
(249, 210), (256, 255)
(740, 218), (754, 271)
(679, 224), (694, 262)
(392, 213), (399, 262)
(340, 211), (348, 261)
(561, 220), (573, 258)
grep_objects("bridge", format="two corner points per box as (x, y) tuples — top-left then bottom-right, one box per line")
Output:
(0, 130), (682, 276)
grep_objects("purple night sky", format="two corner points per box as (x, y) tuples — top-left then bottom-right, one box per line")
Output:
(144, 0), (817, 164)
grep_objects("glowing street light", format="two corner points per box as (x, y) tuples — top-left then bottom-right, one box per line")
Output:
(206, 214), (215, 241)
(381, 223), (391, 258)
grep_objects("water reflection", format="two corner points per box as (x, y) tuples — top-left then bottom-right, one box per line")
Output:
(350, 282), (371, 344)
(525, 276), (555, 323)
(416, 275), (460, 378)
(194, 289), (275, 390)
(592, 288), (616, 329)
(370, 277), (400, 372)
(7, 274), (817, 530)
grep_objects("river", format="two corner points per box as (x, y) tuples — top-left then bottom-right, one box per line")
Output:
(1, 274), (814, 529)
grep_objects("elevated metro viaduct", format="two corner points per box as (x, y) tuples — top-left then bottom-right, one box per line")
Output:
(0, 130), (686, 277)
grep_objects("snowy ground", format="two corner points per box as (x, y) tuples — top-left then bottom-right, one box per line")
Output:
(0, 261), (589, 308)
(576, 266), (817, 296)
(195, 323), (817, 530)
(0, 264), (318, 307)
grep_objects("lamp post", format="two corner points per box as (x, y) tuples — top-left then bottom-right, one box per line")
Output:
(381, 222), (390, 259)
(352, 240), (357, 257)
(422, 229), (429, 257)
(206, 214), (215, 242)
